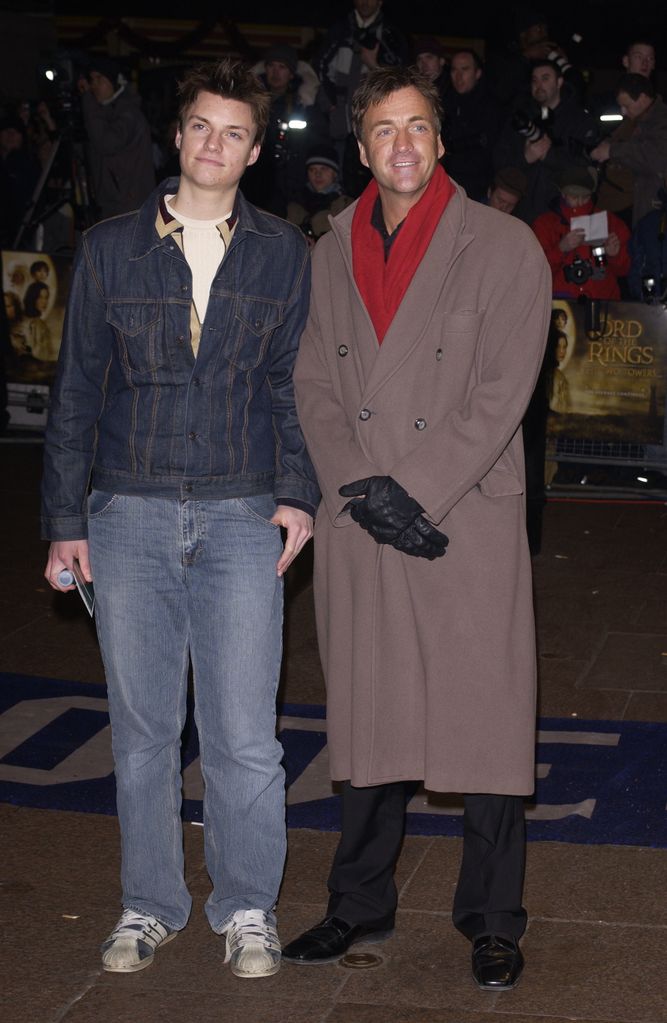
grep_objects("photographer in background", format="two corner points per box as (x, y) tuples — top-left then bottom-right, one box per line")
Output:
(494, 59), (597, 224)
(486, 8), (585, 111)
(315, 0), (408, 194)
(78, 56), (155, 222)
(243, 45), (324, 217)
(590, 73), (667, 227)
(531, 164), (630, 299)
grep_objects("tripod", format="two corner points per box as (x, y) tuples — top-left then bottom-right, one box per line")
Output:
(13, 121), (95, 251)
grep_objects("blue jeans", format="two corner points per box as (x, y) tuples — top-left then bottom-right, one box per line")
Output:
(88, 491), (285, 932)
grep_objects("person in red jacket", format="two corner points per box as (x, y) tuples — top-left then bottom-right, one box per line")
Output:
(532, 164), (631, 298)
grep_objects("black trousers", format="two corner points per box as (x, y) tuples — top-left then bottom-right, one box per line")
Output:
(326, 782), (527, 941)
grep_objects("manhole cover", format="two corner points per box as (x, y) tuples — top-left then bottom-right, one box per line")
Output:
(339, 952), (383, 969)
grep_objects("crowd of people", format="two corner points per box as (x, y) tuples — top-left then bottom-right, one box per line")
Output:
(1, 4), (667, 299)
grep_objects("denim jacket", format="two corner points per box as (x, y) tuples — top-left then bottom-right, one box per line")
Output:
(41, 180), (320, 541)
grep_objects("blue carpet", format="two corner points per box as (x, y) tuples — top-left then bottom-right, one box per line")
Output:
(1, 673), (665, 848)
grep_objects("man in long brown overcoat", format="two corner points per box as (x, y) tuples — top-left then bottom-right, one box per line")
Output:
(284, 66), (551, 990)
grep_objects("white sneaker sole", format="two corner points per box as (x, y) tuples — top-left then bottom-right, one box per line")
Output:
(230, 957), (281, 979)
(102, 930), (178, 973)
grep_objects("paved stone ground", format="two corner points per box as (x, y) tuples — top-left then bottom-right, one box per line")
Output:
(1, 442), (666, 1023)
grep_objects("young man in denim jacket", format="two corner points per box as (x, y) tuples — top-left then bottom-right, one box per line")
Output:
(41, 59), (318, 979)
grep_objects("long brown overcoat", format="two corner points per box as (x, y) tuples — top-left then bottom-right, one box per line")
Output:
(293, 186), (552, 795)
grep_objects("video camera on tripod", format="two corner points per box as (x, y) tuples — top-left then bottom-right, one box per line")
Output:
(13, 50), (94, 248)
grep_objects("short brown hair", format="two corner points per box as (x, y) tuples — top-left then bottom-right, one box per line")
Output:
(351, 66), (442, 141)
(177, 59), (271, 144)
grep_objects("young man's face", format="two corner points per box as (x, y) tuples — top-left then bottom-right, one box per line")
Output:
(358, 86), (444, 208)
(265, 61), (293, 95)
(89, 71), (115, 103)
(307, 163), (337, 192)
(617, 89), (652, 120)
(623, 44), (655, 76)
(561, 189), (591, 209)
(488, 185), (519, 214)
(416, 52), (444, 82)
(450, 53), (481, 95)
(531, 66), (562, 108)
(176, 91), (260, 196)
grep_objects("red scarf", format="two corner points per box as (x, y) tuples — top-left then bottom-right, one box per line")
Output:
(351, 164), (454, 343)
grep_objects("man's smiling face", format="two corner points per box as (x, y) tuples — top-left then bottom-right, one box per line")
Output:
(358, 86), (444, 208)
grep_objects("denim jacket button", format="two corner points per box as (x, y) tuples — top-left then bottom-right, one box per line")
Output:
(188, 431), (197, 440)
(180, 285), (188, 293)
(176, 335), (185, 344)
(184, 484), (193, 493)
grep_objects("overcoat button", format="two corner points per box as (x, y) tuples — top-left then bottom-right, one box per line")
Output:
(338, 344), (349, 357)
(359, 408), (371, 421)
(436, 348), (443, 360)
(415, 418), (427, 430)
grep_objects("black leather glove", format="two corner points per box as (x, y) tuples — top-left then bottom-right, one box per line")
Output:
(339, 477), (449, 559)
(392, 515), (449, 560)
(340, 476), (424, 543)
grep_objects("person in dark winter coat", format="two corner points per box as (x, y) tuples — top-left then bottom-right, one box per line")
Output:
(78, 56), (155, 222)
(287, 144), (353, 243)
(494, 59), (597, 225)
(590, 74), (667, 226)
(443, 50), (501, 200)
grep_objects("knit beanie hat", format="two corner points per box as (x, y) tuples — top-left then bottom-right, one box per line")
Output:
(263, 45), (298, 74)
(305, 143), (339, 173)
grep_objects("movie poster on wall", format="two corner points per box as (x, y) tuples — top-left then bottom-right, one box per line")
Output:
(2, 250), (72, 429)
(547, 300), (667, 445)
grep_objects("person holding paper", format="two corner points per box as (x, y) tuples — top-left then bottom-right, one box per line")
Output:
(531, 164), (630, 299)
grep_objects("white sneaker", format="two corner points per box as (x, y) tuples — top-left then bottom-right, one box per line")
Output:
(101, 909), (177, 973)
(223, 909), (281, 978)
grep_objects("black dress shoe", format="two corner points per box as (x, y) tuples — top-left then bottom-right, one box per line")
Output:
(471, 934), (524, 991)
(282, 915), (394, 964)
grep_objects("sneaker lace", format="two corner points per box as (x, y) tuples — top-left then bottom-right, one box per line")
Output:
(109, 909), (167, 944)
(224, 910), (280, 962)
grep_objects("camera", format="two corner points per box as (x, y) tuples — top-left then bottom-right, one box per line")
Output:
(511, 107), (553, 144)
(511, 111), (544, 143)
(564, 256), (593, 286)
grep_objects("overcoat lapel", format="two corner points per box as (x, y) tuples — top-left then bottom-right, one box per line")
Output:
(330, 188), (476, 402)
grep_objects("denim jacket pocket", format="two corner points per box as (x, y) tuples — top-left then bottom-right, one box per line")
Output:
(221, 296), (284, 370)
(106, 301), (164, 375)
